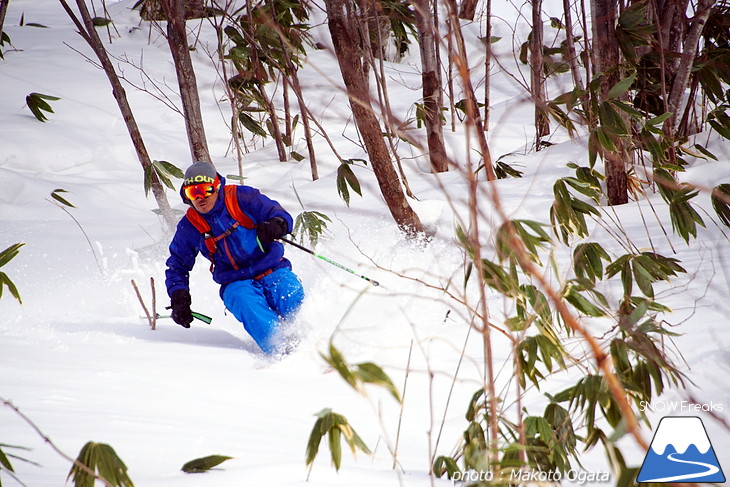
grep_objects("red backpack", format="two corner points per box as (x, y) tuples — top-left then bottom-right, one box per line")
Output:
(185, 185), (254, 270)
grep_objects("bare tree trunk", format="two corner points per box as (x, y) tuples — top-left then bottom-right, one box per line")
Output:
(413, 0), (448, 173)
(366, 18), (417, 197)
(239, 0), (287, 162)
(266, 6), (319, 178)
(59, 0), (176, 229)
(295, 85), (319, 181)
(664, 0), (716, 136)
(484, 0), (492, 129)
(445, 0), (496, 180)
(158, 0), (211, 163)
(530, 0), (550, 148)
(257, 83), (288, 162)
(282, 75), (292, 146)
(209, 9), (245, 177)
(458, 0), (478, 20)
(591, 0), (628, 205)
(659, 0), (690, 75)
(579, 0), (593, 125)
(562, 0), (587, 113)
(446, 15), (457, 132)
(285, 63), (319, 179)
(324, 0), (425, 236)
(0, 0), (9, 40)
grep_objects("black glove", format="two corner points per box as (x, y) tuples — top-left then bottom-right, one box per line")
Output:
(170, 289), (193, 328)
(256, 216), (288, 251)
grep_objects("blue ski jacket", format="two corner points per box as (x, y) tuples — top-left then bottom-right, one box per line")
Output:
(165, 175), (293, 297)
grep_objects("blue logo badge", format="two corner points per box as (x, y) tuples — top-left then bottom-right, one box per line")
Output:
(637, 416), (725, 483)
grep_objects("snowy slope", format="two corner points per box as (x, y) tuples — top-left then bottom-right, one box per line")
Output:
(1, 0), (730, 486)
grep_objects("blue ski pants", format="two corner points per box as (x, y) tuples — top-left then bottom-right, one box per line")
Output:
(222, 268), (304, 354)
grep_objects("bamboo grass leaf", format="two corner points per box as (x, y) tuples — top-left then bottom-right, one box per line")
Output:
(51, 189), (75, 208)
(0, 444), (14, 472)
(354, 362), (402, 403)
(26, 92), (60, 122)
(305, 409), (370, 472)
(711, 184), (730, 227)
(181, 455), (233, 473)
(607, 73), (637, 99)
(67, 442), (133, 487)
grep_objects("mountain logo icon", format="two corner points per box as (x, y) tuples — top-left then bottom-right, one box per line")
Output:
(637, 416), (725, 483)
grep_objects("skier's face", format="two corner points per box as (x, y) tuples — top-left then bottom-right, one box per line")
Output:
(190, 188), (218, 214)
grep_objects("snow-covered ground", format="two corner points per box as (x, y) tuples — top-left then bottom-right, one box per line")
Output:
(1, 0), (729, 486)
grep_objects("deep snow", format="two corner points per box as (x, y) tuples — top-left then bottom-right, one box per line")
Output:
(1, 0), (729, 486)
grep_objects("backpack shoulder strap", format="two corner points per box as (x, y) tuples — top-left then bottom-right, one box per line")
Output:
(185, 208), (218, 256)
(223, 185), (255, 229)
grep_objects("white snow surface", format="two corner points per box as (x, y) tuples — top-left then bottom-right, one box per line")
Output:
(1, 0), (730, 486)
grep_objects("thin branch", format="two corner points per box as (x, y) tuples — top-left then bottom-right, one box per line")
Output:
(132, 279), (154, 329)
(1, 397), (114, 487)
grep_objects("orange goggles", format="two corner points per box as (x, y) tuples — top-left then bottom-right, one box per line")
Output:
(183, 182), (218, 200)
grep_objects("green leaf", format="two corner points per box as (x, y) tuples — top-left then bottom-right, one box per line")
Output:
(496, 220), (551, 265)
(67, 442), (134, 487)
(611, 100), (644, 119)
(92, 17), (113, 26)
(594, 125), (617, 152)
(51, 189), (76, 208)
(294, 210), (331, 247)
(480, 259), (519, 296)
(151, 160), (177, 190)
(607, 72), (637, 100)
(321, 343), (358, 390)
(694, 143), (718, 161)
(305, 409), (370, 472)
(564, 283), (605, 317)
(646, 112), (672, 126)
(143, 164), (154, 197)
(336, 162), (362, 206)
(26, 92), (60, 122)
(632, 262), (655, 298)
(433, 455), (460, 479)
(0, 444), (14, 472)
(153, 159), (184, 179)
(305, 410), (328, 466)
(238, 112), (268, 138)
(181, 455), (233, 473)
(0, 272), (22, 304)
(573, 242), (611, 284)
(354, 362), (402, 403)
(328, 428), (342, 470)
(0, 243), (25, 269)
(711, 184), (730, 228)
(550, 177), (600, 243)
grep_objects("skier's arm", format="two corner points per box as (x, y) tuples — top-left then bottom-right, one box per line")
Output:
(237, 186), (293, 232)
(165, 219), (200, 296)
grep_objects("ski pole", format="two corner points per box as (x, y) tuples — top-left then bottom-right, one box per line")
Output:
(280, 237), (380, 287)
(158, 308), (213, 324)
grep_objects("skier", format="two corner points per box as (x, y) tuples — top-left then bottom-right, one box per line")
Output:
(164, 161), (304, 354)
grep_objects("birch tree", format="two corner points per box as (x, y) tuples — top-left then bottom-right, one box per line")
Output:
(157, 0), (212, 163)
(413, 0), (448, 172)
(58, 0), (177, 228)
(530, 0), (550, 148)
